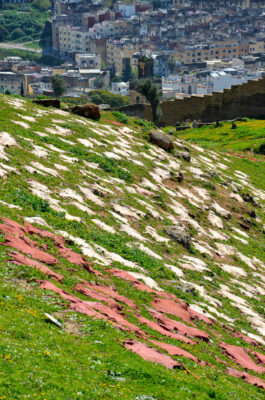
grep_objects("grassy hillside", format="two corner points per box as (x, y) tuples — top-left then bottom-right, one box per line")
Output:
(0, 48), (63, 67)
(170, 119), (265, 192)
(172, 119), (265, 154)
(0, 3), (51, 48)
(0, 95), (265, 399)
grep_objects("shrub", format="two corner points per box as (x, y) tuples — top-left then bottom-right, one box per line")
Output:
(88, 90), (129, 108)
(254, 142), (265, 155)
(12, 189), (51, 212)
(112, 111), (129, 124)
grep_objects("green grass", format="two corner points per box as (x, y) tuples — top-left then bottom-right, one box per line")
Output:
(174, 119), (265, 153)
(0, 48), (63, 67)
(0, 3), (51, 46)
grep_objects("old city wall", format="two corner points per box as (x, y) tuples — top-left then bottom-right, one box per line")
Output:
(159, 76), (265, 124)
(118, 76), (265, 125)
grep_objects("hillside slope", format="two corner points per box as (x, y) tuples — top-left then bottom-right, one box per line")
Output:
(0, 95), (265, 399)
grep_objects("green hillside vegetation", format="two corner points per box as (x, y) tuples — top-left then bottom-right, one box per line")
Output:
(168, 119), (265, 191)
(88, 90), (130, 108)
(0, 48), (63, 67)
(172, 119), (265, 154)
(63, 91), (130, 109)
(0, 95), (265, 399)
(0, 3), (51, 47)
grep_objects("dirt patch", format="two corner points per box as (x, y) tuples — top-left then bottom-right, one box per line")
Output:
(11, 278), (33, 291)
(53, 312), (83, 335)
(123, 340), (184, 370)
(226, 367), (265, 390)
(8, 250), (63, 282)
(220, 342), (265, 374)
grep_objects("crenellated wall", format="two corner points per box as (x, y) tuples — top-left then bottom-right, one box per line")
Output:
(117, 76), (265, 125)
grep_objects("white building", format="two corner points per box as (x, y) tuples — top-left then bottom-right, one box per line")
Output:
(162, 70), (261, 97)
(111, 81), (129, 95)
(75, 53), (101, 69)
(117, 3), (135, 18)
(89, 21), (115, 38)
(58, 25), (91, 56)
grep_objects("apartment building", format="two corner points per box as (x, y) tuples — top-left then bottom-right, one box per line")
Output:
(75, 53), (101, 69)
(106, 41), (139, 74)
(0, 72), (25, 94)
(174, 42), (250, 64)
(58, 25), (91, 57)
(249, 40), (265, 54)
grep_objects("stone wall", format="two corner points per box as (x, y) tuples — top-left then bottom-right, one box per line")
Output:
(117, 103), (150, 119)
(118, 76), (265, 125)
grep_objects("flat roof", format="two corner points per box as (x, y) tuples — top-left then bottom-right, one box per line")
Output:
(79, 69), (101, 73)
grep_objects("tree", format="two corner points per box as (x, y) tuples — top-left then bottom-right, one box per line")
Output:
(32, 0), (51, 11)
(39, 21), (52, 51)
(111, 75), (123, 83)
(88, 90), (129, 108)
(10, 28), (24, 41)
(51, 74), (65, 98)
(136, 79), (162, 123)
(94, 75), (104, 89)
(122, 58), (133, 82)
(0, 26), (8, 42)
(110, 62), (116, 82)
(20, 82), (24, 97)
(152, 0), (161, 10)
(168, 57), (176, 74)
(101, 59), (106, 69)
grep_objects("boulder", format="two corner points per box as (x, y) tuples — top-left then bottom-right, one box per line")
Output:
(164, 225), (191, 248)
(175, 151), (191, 162)
(175, 125), (189, 131)
(70, 104), (101, 121)
(242, 192), (258, 207)
(205, 171), (218, 178)
(241, 217), (257, 228)
(206, 182), (216, 191)
(176, 282), (198, 296)
(171, 172), (184, 183)
(248, 209), (257, 219)
(149, 130), (174, 151)
(175, 142), (190, 152)
(33, 99), (60, 108)
(211, 201), (231, 219)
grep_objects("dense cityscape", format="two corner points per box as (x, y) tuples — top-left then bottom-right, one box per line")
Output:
(0, 0), (265, 103)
